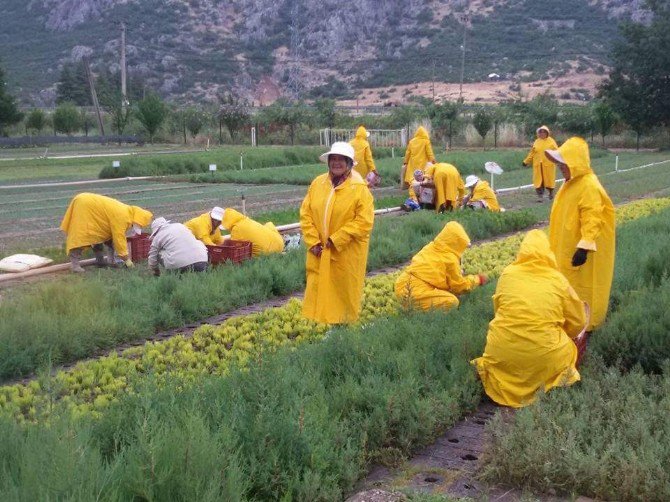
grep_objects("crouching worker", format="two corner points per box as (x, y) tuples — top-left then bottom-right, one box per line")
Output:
(405, 169), (435, 210)
(148, 217), (209, 276)
(462, 175), (500, 211)
(184, 206), (225, 246)
(221, 208), (284, 257)
(60, 192), (152, 273)
(471, 230), (587, 408)
(394, 221), (487, 312)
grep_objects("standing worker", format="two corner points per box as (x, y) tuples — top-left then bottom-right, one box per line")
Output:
(184, 207), (225, 246)
(471, 230), (587, 408)
(395, 221), (487, 312)
(401, 126), (435, 188)
(148, 217), (209, 276)
(523, 125), (559, 202)
(545, 137), (615, 332)
(60, 192), (152, 273)
(350, 125), (379, 184)
(300, 142), (374, 324)
(221, 208), (284, 257)
(425, 162), (465, 213)
(461, 175), (500, 212)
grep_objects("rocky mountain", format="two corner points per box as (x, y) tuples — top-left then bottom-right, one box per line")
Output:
(0, 0), (651, 105)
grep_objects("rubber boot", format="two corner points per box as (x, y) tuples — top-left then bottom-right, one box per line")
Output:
(69, 249), (85, 273)
(536, 187), (544, 203)
(92, 244), (107, 267)
(547, 188), (554, 200)
(106, 246), (118, 268)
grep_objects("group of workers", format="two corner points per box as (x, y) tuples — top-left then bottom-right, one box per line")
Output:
(60, 195), (285, 276)
(304, 132), (614, 410)
(59, 124), (614, 410)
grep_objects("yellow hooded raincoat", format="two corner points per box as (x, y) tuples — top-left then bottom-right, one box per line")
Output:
(548, 137), (615, 331)
(425, 163), (465, 211)
(403, 126), (435, 185)
(395, 221), (482, 311)
(350, 126), (377, 178)
(184, 213), (224, 246)
(300, 171), (375, 324)
(470, 180), (500, 212)
(60, 193), (152, 256)
(471, 230), (586, 408)
(524, 125), (559, 189)
(221, 208), (284, 257)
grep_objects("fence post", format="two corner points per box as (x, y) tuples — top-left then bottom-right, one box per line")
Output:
(615, 155), (619, 172)
(251, 127), (257, 147)
(240, 152), (244, 170)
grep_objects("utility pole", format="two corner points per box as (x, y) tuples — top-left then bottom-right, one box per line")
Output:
(432, 61), (436, 103)
(458, 14), (468, 101)
(83, 56), (105, 136)
(120, 22), (128, 110)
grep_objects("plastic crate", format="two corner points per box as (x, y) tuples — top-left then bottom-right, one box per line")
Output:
(127, 233), (152, 262)
(207, 240), (252, 265)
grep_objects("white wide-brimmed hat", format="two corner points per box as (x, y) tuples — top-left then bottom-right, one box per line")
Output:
(465, 175), (480, 188)
(545, 149), (566, 165)
(210, 206), (225, 221)
(150, 217), (170, 237)
(319, 142), (356, 164)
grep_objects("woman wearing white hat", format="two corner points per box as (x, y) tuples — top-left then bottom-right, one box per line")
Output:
(300, 142), (375, 324)
(461, 175), (500, 212)
(184, 206), (226, 246)
(523, 125), (559, 202)
(148, 217), (209, 276)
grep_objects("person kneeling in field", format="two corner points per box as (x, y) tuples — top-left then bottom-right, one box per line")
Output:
(461, 175), (500, 212)
(471, 230), (588, 408)
(221, 208), (284, 257)
(405, 169), (436, 211)
(184, 206), (225, 246)
(394, 221), (487, 312)
(148, 217), (209, 276)
(60, 192), (153, 273)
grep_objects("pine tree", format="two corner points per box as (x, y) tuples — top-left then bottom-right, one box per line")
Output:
(0, 63), (23, 136)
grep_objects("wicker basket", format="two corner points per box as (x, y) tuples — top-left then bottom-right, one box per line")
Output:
(126, 233), (152, 262)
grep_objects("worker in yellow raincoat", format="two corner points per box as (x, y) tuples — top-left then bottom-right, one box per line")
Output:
(471, 230), (587, 408)
(184, 207), (225, 246)
(401, 126), (435, 188)
(350, 125), (378, 181)
(394, 221), (487, 311)
(300, 142), (375, 324)
(545, 137), (615, 331)
(462, 175), (500, 212)
(221, 208), (284, 257)
(425, 162), (465, 212)
(60, 192), (153, 272)
(523, 125), (559, 202)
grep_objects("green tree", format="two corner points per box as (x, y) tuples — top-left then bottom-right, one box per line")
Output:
(136, 93), (168, 143)
(523, 94), (559, 136)
(472, 107), (493, 147)
(313, 98), (336, 128)
(56, 62), (90, 106)
(558, 105), (594, 137)
(428, 101), (460, 148)
(261, 99), (307, 145)
(184, 107), (206, 138)
(593, 100), (618, 146)
(53, 103), (81, 135)
(491, 107), (508, 148)
(600, 0), (669, 148)
(25, 109), (47, 135)
(218, 94), (250, 143)
(80, 109), (95, 136)
(0, 63), (23, 136)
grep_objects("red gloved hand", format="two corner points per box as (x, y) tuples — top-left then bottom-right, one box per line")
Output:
(310, 244), (323, 257)
(478, 274), (488, 286)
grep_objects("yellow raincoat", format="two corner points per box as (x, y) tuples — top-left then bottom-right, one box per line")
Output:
(425, 163), (465, 211)
(469, 180), (500, 212)
(471, 230), (586, 408)
(548, 137), (615, 331)
(60, 193), (152, 257)
(523, 125), (559, 189)
(395, 221), (482, 311)
(403, 126), (435, 185)
(300, 171), (375, 324)
(184, 213), (224, 246)
(350, 126), (376, 178)
(221, 208), (284, 257)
